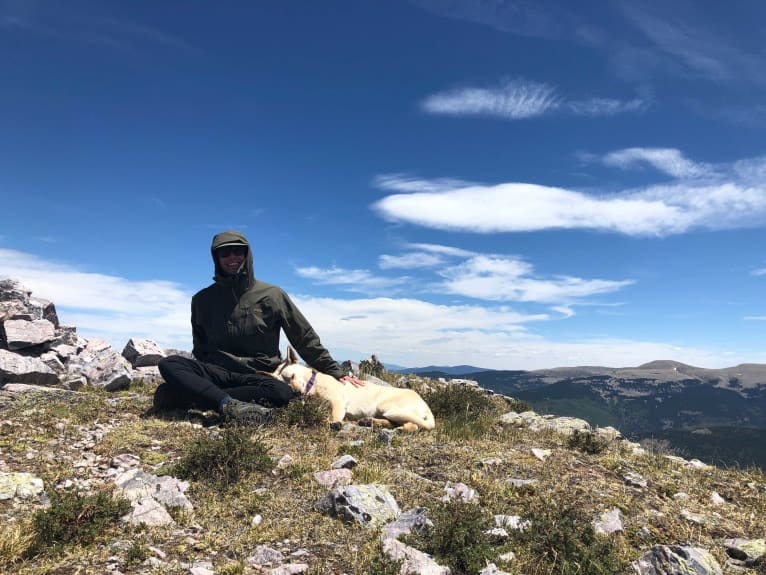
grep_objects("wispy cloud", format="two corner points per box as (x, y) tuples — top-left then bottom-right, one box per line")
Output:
(0, 2), (194, 54)
(408, 0), (581, 41)
(0, 248), (191, 350)
(373, 152), (766, 236)
(379, 252), (444, 270)
(422, 79), (560, 119)
(437, 255), (632, 303)
(294, 266), (410, 294)
(619, 1), (766, 88)
(0, 248), (747, 370)
(602, 147), (710, 178)
(422, 79), (646, 120)
(302, 247), (631, 305)
(295, 295), (739, 369)
(751, 269), (766, 277)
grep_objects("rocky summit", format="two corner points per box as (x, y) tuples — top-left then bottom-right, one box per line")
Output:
(1, 278), (766, 574)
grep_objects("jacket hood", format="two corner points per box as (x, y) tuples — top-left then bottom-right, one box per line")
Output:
(211, 230), (255, 290)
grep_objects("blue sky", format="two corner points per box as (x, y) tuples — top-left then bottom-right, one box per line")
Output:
(2, 0), (766, 370)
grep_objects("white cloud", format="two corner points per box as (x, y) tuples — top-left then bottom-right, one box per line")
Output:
(294, 265), (409, 294)
(421, 79), (646, 120)
(0, 248), (192, 351)
(567, 97), (647, 116)
(0, 248), (750, 371)
(751, 269), (766, 277)
(372, 153), (766, 236)
(379, 252), (444, 270)
(373, 179), (686, 236)
(744, 316), (766, 321)
(295, 295), (744, 370)
(603, 147), (709, 178)
(422, 79), (559, 119)
(438, 255), (632, 303)
(405, 243), (477, 258)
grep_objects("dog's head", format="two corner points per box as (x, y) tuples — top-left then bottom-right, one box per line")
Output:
(273, 345), (300, 378)
(278, 363), (315, 394)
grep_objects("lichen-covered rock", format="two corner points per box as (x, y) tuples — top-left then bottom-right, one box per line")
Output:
(633, 545), (722, 575)
(724, 538), (766, 564)
(315, 484), (400, 527)
(0, 471), (45, 500)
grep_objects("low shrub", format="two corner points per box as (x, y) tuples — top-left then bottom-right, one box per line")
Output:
(28, 489), (131, 556)
(513, 496), (627, 575)
(170, 426), (273, 487)
(567, 429), (610, 455)
(404, 501), (496, 574)
(275, 395), (330, 428)
(424, 384), (500, 440)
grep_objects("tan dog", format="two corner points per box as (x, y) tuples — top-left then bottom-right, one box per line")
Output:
(275, 347), (435, 432)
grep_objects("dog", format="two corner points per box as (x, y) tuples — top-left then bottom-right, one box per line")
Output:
(274, 347), (435, 432)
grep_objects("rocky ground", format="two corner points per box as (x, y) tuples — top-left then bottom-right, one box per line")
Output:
(1, 374), (765, 575)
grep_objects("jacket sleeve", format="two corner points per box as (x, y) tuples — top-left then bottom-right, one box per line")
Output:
(191, 296), (210, 362)
(279, 291), (346, 379)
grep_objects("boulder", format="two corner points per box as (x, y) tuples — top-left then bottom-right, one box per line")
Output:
(2, 319), (56, 350)
(633, 545), (722, 575)
(69, 338), (133, 390)
(315, 484), (400, 527)
(122, 338), (166, 368)
(0, 349), (59, 386)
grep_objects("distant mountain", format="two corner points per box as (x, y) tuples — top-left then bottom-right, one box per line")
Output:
(390, 365), (495, 376)
(455, 360), (766, 469)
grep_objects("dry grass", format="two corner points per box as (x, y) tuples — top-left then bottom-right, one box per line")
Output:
(0, 382), (765, 574)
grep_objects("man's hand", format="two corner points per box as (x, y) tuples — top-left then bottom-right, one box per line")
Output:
(339, 375), (366, 388)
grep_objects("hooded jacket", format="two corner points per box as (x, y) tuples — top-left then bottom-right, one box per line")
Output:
(191, 230), (346, 379)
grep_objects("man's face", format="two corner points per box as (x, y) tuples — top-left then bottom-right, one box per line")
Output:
(216, 246), (247, 276)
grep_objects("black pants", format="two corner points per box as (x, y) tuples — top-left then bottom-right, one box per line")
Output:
(156, 355), (293, 411)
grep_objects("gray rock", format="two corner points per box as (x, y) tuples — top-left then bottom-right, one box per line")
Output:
(0, 349), (59, 386)
(382, 507), (432, 541)
(313, 468), (353, 487)
(633, 545), (722, 575)
(624, 471), (648, 488)
(70, 338), (133, 390)
(724, 538), (766, 565)
(122, 496), (174, 526)
(268, 564), (309, 575)
(122, 338), (166, 368)
(331, 455), (358, 469)
(1, 382), (75, 395)
(316, 484), (400, 527)
(0, 471), (45, 500)
(479, 563), (512, 575)
(593, 508), (623, 535)
(441, 482), (478, 503)
(114, 468), (193, 513)
(3, 319), (56, 350)
(381, 538), (450, 575)
(246, 545), (285, 566)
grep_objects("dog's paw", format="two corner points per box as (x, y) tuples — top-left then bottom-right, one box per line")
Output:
(329, 421), (343, 431)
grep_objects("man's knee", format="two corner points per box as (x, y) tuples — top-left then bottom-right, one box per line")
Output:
(272, 382), (294, 407)
(158, 355), (194, 379)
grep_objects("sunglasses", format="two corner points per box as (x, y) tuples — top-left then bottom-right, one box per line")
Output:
(217, 246), (247, 257)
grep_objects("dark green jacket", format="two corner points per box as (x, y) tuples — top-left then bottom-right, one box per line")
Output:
(191, 230), (345, 379)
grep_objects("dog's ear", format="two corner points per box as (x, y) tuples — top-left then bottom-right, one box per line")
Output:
(286, 345), (298, 365)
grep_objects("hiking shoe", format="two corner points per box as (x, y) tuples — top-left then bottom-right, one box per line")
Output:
(221, 399), (273, 427)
